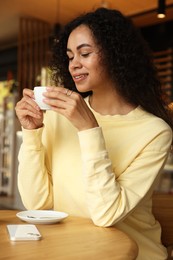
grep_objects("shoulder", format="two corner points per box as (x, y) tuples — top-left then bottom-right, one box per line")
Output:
(135, 107), (172, 149)
(137, 107), (172, 133)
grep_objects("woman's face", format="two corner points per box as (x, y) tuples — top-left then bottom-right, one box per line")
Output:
(67, 25), (109, 93)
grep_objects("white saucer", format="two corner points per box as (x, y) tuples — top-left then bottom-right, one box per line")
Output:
(16, 210), (68, 224)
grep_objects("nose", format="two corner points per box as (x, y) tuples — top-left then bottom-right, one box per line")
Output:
(69, 56), (82, 70)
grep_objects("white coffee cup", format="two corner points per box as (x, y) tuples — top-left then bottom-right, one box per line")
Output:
(34, 86), (51, 110)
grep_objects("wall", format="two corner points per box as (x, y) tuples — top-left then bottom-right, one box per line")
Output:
(141, 20), (173, 51)
(0, 47), (17, 81)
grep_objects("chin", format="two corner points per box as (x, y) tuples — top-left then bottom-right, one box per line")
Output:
(75, 85), (92, 93)
(75, 87), (92, 97)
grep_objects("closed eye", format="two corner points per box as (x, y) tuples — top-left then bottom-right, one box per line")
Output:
(81, 52), (91, 57)
(67, 52), (91, 62)
(68, 57), (73, 61)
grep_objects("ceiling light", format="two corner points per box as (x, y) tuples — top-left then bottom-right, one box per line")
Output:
(157, 0), (166, 18)
(99, 1), (110, 8)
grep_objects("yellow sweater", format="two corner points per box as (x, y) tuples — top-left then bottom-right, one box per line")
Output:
(18, 97), (172, 259)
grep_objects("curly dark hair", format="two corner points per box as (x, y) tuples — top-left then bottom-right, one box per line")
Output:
(50, 7), (173, 128)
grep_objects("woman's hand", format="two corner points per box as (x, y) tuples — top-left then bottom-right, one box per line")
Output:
(15, 88), (44, 130)
(43, 86), (98, 131)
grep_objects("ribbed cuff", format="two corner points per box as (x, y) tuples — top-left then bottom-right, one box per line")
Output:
(78, 127), (106, 160)
(22, 127), (44, 150)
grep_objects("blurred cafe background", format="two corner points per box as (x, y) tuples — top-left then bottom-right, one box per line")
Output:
(0, 0), (173, 213)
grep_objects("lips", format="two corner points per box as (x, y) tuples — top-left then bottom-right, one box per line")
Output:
(72, 74), (88, 82)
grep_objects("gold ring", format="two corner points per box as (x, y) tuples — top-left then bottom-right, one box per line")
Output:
(66, 89), (73, 96)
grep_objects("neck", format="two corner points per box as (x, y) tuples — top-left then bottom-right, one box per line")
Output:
(89, 91), (136, 115)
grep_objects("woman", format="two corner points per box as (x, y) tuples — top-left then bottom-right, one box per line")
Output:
(15, 8), (172, 259)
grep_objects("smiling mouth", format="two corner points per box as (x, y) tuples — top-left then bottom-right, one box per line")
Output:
(73, 74), (88, 81)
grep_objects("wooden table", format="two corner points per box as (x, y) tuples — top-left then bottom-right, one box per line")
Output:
(0, 210), (138, 260)
(153, 193), (173, 246)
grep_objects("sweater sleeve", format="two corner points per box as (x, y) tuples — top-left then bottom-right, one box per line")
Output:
(78, 126), (172, 227)
(17, 127), (53, 210)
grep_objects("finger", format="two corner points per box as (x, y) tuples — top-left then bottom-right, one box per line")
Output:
(16, 98), (42, 117)
(22, 95), (41, 111)
(16, 106), (43, 119)
(43, 90), (77, 110)
(66, 89), (74, 97)
(45, 86), (74, 98)
(23, 88), (34, 98)
(43, 88), (75, 105)
(46, 86), (66, 93)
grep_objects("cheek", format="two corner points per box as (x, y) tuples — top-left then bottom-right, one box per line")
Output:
(94, 65), (105, 78)
(90, 69), (104, 84)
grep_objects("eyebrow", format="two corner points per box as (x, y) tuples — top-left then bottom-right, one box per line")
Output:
(66, 43), (92, 53)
